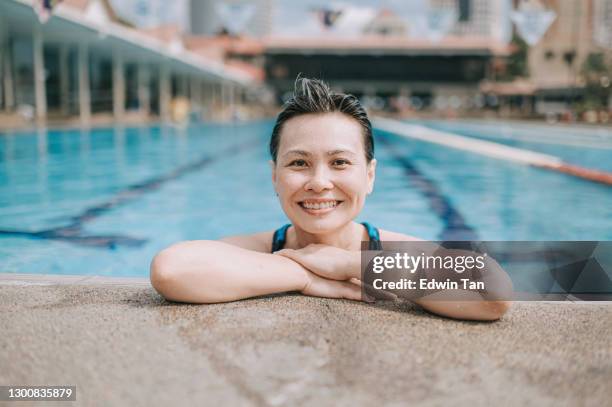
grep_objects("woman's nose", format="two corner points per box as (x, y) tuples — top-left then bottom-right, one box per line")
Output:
(305, 166), (333, 192)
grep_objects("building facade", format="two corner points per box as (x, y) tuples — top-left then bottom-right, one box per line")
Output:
(523, 0), (612, 115)
(264, 0), (513, 112)
(0, 0), (256, 127)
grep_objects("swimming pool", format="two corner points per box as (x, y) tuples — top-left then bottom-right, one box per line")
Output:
(415, 119), (612, 172)
(1, 120), (611, 277)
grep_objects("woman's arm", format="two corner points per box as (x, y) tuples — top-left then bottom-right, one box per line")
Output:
(411, 293), (512, 321)
(377, 230), (514, 320)
(274, 242), (513, 321)
(150, 240), (365, 303)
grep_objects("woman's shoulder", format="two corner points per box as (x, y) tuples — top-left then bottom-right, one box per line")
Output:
(219, 230), (275, 253)
(378, 228), (424, 242)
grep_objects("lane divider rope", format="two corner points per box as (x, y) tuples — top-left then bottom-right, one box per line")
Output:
(374, 117), (612, 186)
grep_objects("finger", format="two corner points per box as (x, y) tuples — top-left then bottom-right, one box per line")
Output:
(307, 275), (369, 302)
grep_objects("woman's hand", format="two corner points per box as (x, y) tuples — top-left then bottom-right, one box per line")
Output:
(300, 270), (374, 302)
(275, 245), (377, 302)
(274, 244), (361, 281)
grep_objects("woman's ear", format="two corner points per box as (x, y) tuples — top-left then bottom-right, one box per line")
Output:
(367, 159), (377, 194)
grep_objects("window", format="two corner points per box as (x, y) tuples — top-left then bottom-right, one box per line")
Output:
(458, 0), (471, 22)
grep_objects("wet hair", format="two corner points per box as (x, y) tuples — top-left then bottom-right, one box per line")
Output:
(269, 75), (374, 163)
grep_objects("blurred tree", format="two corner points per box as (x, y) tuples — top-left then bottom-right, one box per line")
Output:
(578, 52), (611, 112)
(499, 33), (529, 80)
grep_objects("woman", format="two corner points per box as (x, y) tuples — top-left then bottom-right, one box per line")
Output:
(150, 77), (512, 321)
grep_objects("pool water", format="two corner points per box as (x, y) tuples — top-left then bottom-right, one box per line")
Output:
(1, 120), (611, 277)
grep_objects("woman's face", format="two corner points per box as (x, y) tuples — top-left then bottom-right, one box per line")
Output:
(271, 112), (376, 234)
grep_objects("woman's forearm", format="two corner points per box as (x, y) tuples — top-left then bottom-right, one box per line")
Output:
(411, 290), (512, 321)
(363, 247), (514, 320)
(150, 240), (309, 303)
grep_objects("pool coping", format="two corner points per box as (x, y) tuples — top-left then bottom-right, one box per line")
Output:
(0, 272), (151, 287)
(1, 272), (611, 304)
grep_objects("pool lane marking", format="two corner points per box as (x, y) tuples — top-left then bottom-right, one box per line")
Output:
(374, 117), (612, 186)
(0, 138), (261, 249)
(377, 135), (479, 241)
(64, 137), (259, 228)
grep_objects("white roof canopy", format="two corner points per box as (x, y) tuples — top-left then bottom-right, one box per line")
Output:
(0, 0), (254, 87)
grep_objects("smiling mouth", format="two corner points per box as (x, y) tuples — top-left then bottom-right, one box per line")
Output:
(298, 200), (343, 211)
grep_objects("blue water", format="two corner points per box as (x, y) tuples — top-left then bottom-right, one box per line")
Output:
(1, 120), (611, 277)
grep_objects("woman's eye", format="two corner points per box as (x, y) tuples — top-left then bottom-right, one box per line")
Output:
(332, 159), (350, 167)
(288, 159), (307, 167)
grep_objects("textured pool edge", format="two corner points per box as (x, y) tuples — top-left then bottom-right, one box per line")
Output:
(0, 272), (150, 287)
(1, 273), (611, 304)
(1, 283), (610, 405)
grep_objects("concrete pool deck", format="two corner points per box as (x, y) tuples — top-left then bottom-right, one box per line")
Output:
(1, 273), (610, 406)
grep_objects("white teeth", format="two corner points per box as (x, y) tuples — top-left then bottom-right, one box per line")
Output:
(302, 201), (338, 210)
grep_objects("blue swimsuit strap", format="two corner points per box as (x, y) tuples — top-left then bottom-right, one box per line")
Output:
(271, 223), (291, 253)
(271, 222), (381, 253)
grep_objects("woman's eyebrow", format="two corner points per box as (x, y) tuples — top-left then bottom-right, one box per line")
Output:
(283, 149), (356, 157)
(283, 150), (310, 157)
(327, 149), (356, 156)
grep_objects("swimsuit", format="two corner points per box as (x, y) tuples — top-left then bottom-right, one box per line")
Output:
(271, 222), (382, 252)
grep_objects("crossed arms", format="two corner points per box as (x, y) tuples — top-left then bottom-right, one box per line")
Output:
(150, 238), (513, 321)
